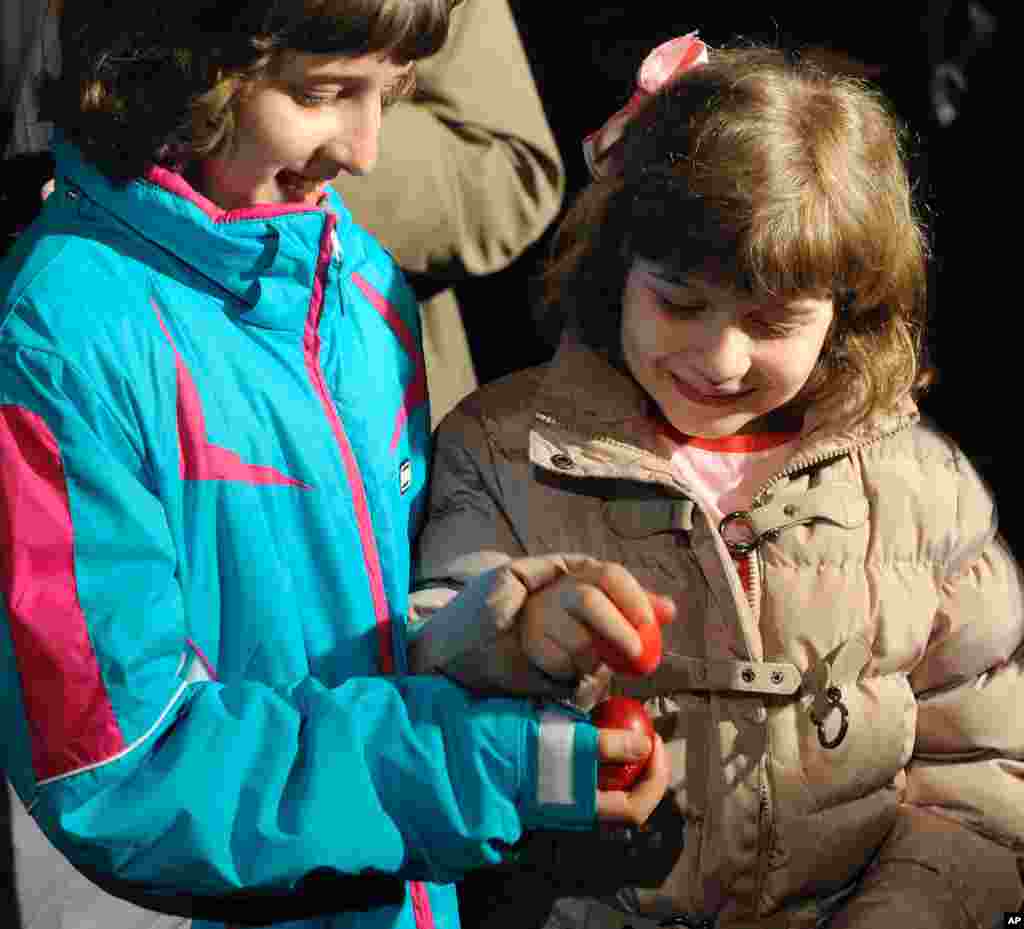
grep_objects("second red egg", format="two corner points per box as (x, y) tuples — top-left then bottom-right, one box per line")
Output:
(592, 696), (655, 791)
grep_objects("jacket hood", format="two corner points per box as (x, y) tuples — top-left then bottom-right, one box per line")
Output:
(51, 138), (363, 331)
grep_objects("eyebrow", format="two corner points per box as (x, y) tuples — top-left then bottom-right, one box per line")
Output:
(645, 266), (691, 286)
(298, 63), (412, 84)
(646, 267), (824, 318)
(758, 300), (820, 319)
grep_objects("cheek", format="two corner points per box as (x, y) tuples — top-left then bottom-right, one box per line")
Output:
(766, 336), (829, 390)
(234, 99), (312, 167)
(621, 294), (670, 364)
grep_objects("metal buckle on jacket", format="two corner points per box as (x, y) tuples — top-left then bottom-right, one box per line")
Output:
(808, 685), (849, 749)
(719, 510), (778, 555)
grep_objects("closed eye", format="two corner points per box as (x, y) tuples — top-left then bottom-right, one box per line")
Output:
(749, 316), (802, 337)
(654, 290), (705, 317)
(294, 87), (349, 107)
(296, 94), (332, 107)
(295, 88), (405, 110)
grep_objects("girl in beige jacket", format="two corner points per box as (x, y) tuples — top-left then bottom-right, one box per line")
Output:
(410, 37), (1024, 929)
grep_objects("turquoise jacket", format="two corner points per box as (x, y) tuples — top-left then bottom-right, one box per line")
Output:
(0, 141), (598, 929)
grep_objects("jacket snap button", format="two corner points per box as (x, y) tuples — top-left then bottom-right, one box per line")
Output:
(551, 453), (575, 471)
(783, 504), (798, 517)
(770, 670), (785, 685)
(741, 668), (756, 683)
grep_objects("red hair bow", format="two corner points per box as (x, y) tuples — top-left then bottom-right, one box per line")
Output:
(583, 32), (709, 180)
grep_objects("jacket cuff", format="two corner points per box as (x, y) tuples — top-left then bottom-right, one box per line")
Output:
(519, 706), (598, 832)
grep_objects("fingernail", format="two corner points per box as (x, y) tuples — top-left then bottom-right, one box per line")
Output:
(655, 594), (676, 622)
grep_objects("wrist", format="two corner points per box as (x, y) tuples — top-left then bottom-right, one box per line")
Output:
(519, 705), (598, 832)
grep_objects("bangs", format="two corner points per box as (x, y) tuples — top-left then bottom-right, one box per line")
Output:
(624, 159), (912, 307)
(620, 52), (924, 307)
(260, 0), (454, 61)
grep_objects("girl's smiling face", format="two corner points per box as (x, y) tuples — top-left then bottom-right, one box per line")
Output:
(197, 51), (411, 209)
(621, 258), (835, 437)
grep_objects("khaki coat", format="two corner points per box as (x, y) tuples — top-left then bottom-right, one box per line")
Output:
(411, 340), (1024, 929)
(333, 0), (564, 426)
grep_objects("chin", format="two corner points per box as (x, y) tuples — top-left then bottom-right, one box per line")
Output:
(690, 423), (750, 439)
(659, 404), (752, 439)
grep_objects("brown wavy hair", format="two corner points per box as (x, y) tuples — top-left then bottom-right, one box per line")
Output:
(45, 0), (459, 183)
(543, 45), (935, 430)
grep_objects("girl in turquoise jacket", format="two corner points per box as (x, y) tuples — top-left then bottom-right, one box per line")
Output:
(0, 3), (671, 928)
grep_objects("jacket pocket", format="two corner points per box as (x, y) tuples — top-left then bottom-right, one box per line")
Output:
(770, 670), (917, 819)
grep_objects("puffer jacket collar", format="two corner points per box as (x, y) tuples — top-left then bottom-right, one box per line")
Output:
(51, 137), (360, 331)
(527, 336), (920, 494)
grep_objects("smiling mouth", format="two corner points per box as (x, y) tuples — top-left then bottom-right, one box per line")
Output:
(277, 170), (328, 203)
(670, 374), (753, 406)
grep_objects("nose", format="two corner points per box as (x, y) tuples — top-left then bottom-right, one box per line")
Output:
(688, 317), (751, 386)
(324, 93), (382, 177)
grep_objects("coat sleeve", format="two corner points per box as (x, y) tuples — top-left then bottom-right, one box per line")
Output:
(831, 443), (1024, 929)
(0, 345), (599, 905)
(409, 404), (612, 707)
(330, 0), (564, 284)
(409, 403), (547, 695)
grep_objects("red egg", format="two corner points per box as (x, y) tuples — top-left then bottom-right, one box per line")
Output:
(592, 696), (655, 791)
(592, 616), (665, 676)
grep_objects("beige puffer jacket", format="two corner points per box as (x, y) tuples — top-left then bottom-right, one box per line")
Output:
(411, 341), (1024, 929)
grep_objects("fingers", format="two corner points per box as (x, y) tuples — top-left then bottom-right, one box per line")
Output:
(510, 554), (666, 634)
(513, 555), (676, 681)
(567, 572), (645, 662)
(571, 560), (655, 638)
(521, 570), (646, 681)
(596, 734), (669, 826)
(596, 721), (654, 765)
(520, 577), (605, 680)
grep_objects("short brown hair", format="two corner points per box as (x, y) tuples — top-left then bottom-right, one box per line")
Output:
(543, 45), (934, 430)
(47, 0), (459, 183)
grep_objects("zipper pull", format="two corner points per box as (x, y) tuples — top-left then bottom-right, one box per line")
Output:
(719, 510), (779, 555)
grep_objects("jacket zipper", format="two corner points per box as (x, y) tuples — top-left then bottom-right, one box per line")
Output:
(738, 542), (772, 914)
(747, 416), (917, 510)
(754, 761), (772, 918)
(536, 410), (917, 918)
(305, 212), (395, 674)
(739, 420), (915, 915)
(305, 216), (435, 929)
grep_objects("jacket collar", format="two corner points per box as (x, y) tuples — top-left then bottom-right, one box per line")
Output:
(53, 139), (362, 327)
(531, 336), (920, 477)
